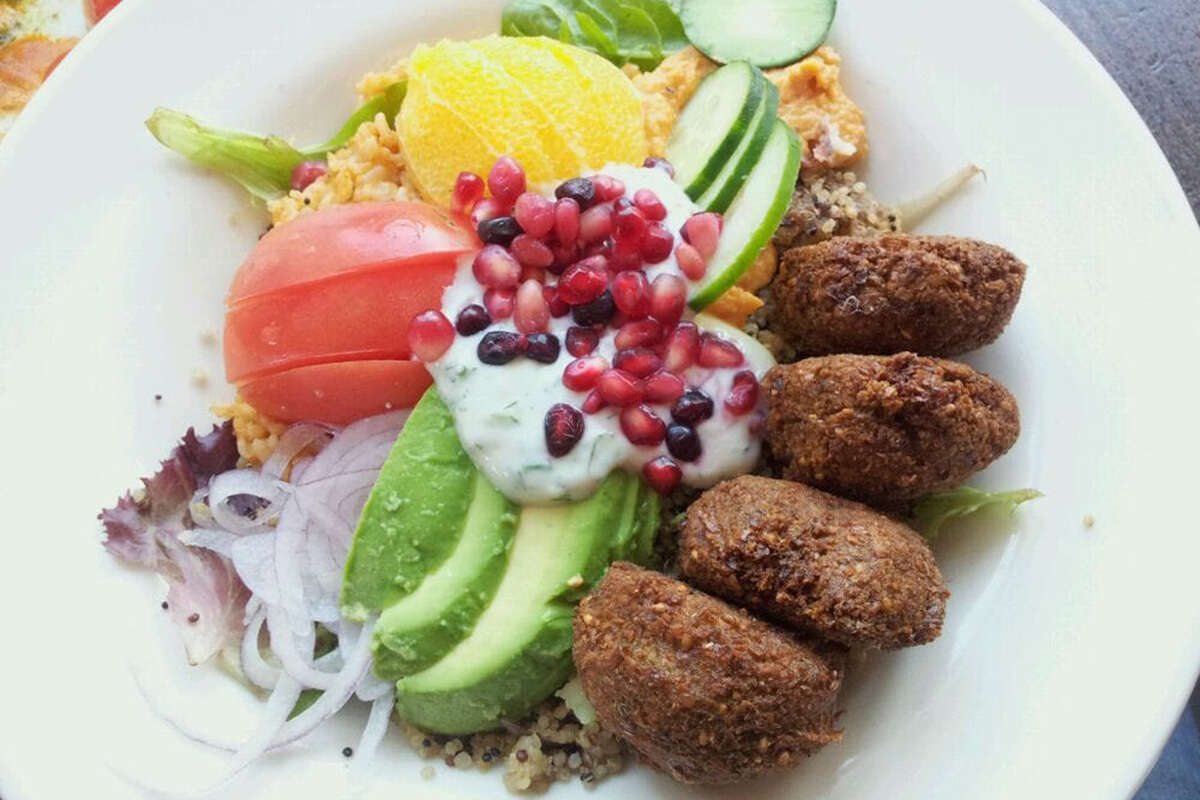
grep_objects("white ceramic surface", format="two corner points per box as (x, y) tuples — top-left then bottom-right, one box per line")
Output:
(1, 0), (1198, 798)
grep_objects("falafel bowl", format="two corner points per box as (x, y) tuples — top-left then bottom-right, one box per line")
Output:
(3, 0), (1200, 799)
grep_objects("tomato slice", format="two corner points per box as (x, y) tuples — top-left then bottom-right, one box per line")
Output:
(228, 202), (477, 306)
(223, 258), (455, 383)
(237, 360), (433, 426)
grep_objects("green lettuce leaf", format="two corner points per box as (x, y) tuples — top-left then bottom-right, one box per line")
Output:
(911, 487), (1043, 540)
(501, 0), (687, 70)
(145, 82), (407, 202)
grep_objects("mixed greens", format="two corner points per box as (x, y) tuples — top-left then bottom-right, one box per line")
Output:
(501, 0), (688, 70)
(912, 487), (1044, 540)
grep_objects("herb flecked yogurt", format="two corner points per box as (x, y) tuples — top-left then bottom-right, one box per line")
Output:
(414, 163), (776, 505)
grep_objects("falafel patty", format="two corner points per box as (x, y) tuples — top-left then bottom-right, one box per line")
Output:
(680, 476), (948, 649)
(573, 562), (844, 784)
(770, 235), (1026, 358)
(765, 353), (1020, 507)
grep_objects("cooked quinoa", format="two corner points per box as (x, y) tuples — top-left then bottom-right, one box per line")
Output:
(212, 397), (287, 466)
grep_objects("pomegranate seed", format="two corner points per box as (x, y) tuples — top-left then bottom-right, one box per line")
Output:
(663, 322), (700, 373)
(724, 370), (760, 415)
(477, 330), (523, 365)
(571, 289), (616, 326)
(748, 410), (767, 436)
(675, 242), (707, 281)
(290, 160), (327, 192)
(682, 213), (722, 261)
(550, 241), (580, 274)
(642, 456), (682, 493)
(643, 371), (685, 404)
(613, 348), (662, 379)
(544, 403), (585, 457)
(520, 265), (547, 284)
(557, 257), (609, 305)
(471, 197), (507, 228)
(579, 204), (615, 245)
(698, 333), (745, 368)
(488, 156), (526, 206)
(641, 222), (674, 264)
(543, 285), (570, 318)
(591, 174), (626, 202)
(455, 304), (491, 336)
(582, 389), (607, 415)
(555, 177), (596, 209)
(597, 369), (643, 407)
(565, 326), (599, 357)
(453, 171), (485, 213)
(483, 287), (516, 320)
(511, 234), (555, 268)
(408, 310), (454, 362)
(609, 238), (643, 272)
(614, 205), (647, 246)
(513, 192), (555, 238)
(473, 245), (521, 289)
(611, 271), (649, 318)
(666, 423), (702, 462)
(671, 388), (714, 425)
(620, 405), (666, 446)
(554, 198), (581, 246)
(614, 319), (663, 350)
(609, 310), (630, 329)
(525, 332), (561, 363)
(562, 355), (610, 391)
(613, 196), (633, 212)
(633, 188), (667, 221)
(583, 238), (611, 259)
(477, 216), (522, 247)
(643, 157), (675, 178)
(649, 274), (687, 327)
(514, 279), (550, 334)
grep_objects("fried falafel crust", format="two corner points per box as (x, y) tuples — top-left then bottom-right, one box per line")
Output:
(680, 476), (948, 649)
(771, 235), (1026, 357)
(765, 353), (1020, 507)
(573, 562), (844, 785)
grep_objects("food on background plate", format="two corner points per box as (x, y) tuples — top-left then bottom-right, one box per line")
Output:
(99, 0), (1041, 793)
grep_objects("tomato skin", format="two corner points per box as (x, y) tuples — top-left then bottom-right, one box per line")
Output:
(84, 0), (123, 24)
(238, 360), (433, 426)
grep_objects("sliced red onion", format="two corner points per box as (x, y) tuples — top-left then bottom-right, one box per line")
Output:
(207, 469), (286, 535)
(230, 533), (280, 605)
(261, 423), (333, 480)
(224, 674), (304, 777)
(265, 605), (343, 691)
(240, 605), (280, 691)
(179, 527), (238, 559)
(350, 689), (396, 779)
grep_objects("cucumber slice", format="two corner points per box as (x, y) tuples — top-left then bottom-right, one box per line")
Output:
(681, 0), (837, 68)
(689, 120), (801, 311)
(696, 79), (779, 213)
(666, 62), (765, 200)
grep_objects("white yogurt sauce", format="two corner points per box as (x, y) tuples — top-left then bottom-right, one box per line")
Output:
(427, 166), (775, 505)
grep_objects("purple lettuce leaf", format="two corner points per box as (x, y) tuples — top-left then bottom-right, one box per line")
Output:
(99, 422), (250, 665)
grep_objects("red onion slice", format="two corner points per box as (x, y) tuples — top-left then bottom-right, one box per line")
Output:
(261, 423), (333, 480)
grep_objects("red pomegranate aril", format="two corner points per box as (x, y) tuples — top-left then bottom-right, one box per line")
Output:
(554, 198), (581, 246)
(455, 304), (491, 336)
(609, 238), (643, 272)
(565, 325), (600, 357)
(614, 205), (648, 245)
(582, 389), (607, 415)
(579, 204), (615, 245)
(597, 369), (643, 408)
(649, 274), (687, 327)
(408, 309), (454, 362)
(641, 222), (675, 264)
(514, 279), (550, 334)
(620, 405), (666, 446)
(643, 157), (675, 178)
(557, 257), (609, 305)
(478, 330), (524, 365)
(633, 188), (667, 221)
(675, 242), (707, 281)
(591, 174), (626, 202)
(525, 332), (561, 363)
(614, 319), (663, 350)
(488, 156), (526, 206)
(520, 266), (547, 285)
(643, 370), (685, 404)
(550, 241), (580, 274)
(472, 245), (521, 289)
(642, 456), (682, 493)
(543, 285), (570, 318)
(290, 160), (327, 192)
(483, 287), (516, 320)
(562, 355), (610, 391)
(698, 332), (745, 368)
(682, 213), (722, 261)
(666, 423), (702, 462)
(663, 321), (700, 373)
(671, 388), (715, 425)
(511, 234), (555, 269)
(545, 403), (585, 457)
(471, 197), (508, 228)
(613, 348), (662, 379)
(611, 271), (649, 318)
(724, 370), (760, 415)
(513, 192), (555, 238)
(453, 171), (486, 213)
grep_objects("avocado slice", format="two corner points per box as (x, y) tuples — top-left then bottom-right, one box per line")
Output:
(393, 471), (645, 735)
(341, 389), (479, 621)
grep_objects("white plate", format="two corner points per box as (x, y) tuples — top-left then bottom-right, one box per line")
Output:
(1, 0), (1198, 798)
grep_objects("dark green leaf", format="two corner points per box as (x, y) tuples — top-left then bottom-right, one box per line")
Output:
(575, 11), (619, 59)
(911, 487), (1043, 540)
(500, 0), (687, 69)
